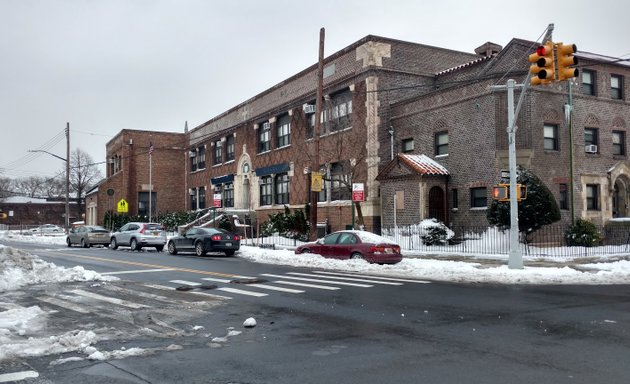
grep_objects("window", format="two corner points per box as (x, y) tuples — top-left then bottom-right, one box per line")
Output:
(138, 192), (156, 216)
(276, 114), (291, 148)
(225, 135), (235, 162)
(613, 131), (626, 156)
(307, 113), (315, 140)
(331, 162), (351, 201)
(559, 184), (568, 210)
(452, 189), (458, 209)
(275, 173), (289, 205)
(435, 132), (448, 156)
(213, 140), (222, 165)
(611, 75), (623, 100)
(190, 148), (198, 172)
(198, 186), (206, 209)
(470, 187), (487, 208)
(584, 128), (598, 147)
(582, 70), (595, 96)
(586, 184), (599, 210)
(190, 188), (197, 209)
(259, 176), (272, 206)
(322, 89), (353, 134)
(223, 183), (234, 208)
(258, 123), (271, 153)
(402, 138), (414, 153)
(544, 124), (559, 151)
(197, 146), (206, 170)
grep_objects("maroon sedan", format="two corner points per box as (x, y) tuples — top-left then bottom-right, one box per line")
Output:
(295, 230), (402, 264)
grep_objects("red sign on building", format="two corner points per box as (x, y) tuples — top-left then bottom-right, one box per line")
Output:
(213, 193), (222, 208)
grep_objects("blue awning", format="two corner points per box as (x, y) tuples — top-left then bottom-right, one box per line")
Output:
(255, 162), (290, 177)
(211, 174), (234, 185)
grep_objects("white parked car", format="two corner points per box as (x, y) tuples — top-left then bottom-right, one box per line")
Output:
(32, 224), (64, 233)
(110, 222), (166, 251)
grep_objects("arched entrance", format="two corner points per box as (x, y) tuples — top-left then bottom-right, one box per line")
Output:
(428, 186), (446, 223)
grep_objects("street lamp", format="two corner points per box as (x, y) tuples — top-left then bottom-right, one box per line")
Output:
(28, 123), (70, 231)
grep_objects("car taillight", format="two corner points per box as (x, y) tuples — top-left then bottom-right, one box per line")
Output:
(139, 225), (146, 234)
(370, 245), (386, 254)
(233, 235), (240, 241)
(211, 235), (222, 241)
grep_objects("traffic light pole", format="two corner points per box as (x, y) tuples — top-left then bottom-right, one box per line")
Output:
(506, 79), (523, 269)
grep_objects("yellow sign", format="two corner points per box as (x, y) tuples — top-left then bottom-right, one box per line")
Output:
(117, 199), (129, 213)
(311, 171), (323, 192)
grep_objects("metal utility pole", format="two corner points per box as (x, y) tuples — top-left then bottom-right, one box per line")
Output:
(310, 27), (324, 241)
(65, 122), (70, 231)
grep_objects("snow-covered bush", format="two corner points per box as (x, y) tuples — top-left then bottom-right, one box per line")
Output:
(418, 219), (454, 245)
(565, 219), (603, 247)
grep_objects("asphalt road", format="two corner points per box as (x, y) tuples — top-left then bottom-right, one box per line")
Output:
(2, 241), (630, 384)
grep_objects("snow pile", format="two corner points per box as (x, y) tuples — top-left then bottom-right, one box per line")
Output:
(237, 245), (630, 285)
(0, 245), (115, 292)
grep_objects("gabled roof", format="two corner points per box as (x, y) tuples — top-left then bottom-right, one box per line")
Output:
(376, 154), (449, 181)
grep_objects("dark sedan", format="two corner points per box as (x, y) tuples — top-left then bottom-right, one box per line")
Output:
(295, 230), (402, 264)
(167, 227), (240, 256)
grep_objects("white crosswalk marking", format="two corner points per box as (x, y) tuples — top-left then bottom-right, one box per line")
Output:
(312, 271), (431, 284)
(69, 289), (149, 309)
(287, 272), (403, 285)
(0, 371), (39, 383)
(261, 274), (373, 287)
(247, 284), (304, 294)
(201, 277), (232, 284)
(272, 280), (340, 290)
(37, 296), (91, 314)
(216, 287), (268, 297)
(143, 283), (232, 300)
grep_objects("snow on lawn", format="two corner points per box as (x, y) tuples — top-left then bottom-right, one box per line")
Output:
(237, 245), (630, 285)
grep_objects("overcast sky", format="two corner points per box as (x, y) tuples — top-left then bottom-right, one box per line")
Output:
(1, 0), (628, 179)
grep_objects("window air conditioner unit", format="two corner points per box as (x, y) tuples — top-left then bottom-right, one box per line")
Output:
(303, 104), (316, 114)
(262, 122), (271, 130)
(585, 144), (598, 153)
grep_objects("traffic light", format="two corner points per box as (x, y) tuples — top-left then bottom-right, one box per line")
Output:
(529, 42), (555, 85)
(492, 184), (509, 201)
(556, 43), (579, 81)
(492, 184), (527, 202)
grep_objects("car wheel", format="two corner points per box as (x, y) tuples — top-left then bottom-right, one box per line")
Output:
(66, 238), (72, 247)
(350, 252), (363, 260)
(110, 237), (118, 250)
(167, 241), (177, 255)
(130, 238), (141, 251)
(225, 250), (235, 256)
(195, 242), (206, 256)
(298, 248), (311, 254)
(81, 239), (88, 248)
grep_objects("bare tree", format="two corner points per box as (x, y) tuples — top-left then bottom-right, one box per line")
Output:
(0, 177), (13, 200)
(68, 148), (103, 214)
(14, 176), (48, 198)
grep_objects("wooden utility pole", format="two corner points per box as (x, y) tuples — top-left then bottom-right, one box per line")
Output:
(310, 27), (325, 241)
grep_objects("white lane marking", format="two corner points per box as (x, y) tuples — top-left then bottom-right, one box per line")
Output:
(287, 272), (402, 285)
(261, 274), (372, 288)
(216, 287), (268, 297)
(202, 277), (304, 294)
(170, 280), (201, 286)
(273, 280), (340, 290)
(145, 284), (232, 300)
(0, 371), (39, 382)
(248, 284), (304, 294)
(69, 289), (149, 309)
(100, 268), (176, 275)
(37, 296), (91, 314)
(313, 271), (431, 284)
(102, 284), (198, 305)
(201, 277), (232, 284)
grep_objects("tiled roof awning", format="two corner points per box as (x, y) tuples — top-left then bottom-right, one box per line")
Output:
(398, 154), (449, 175)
